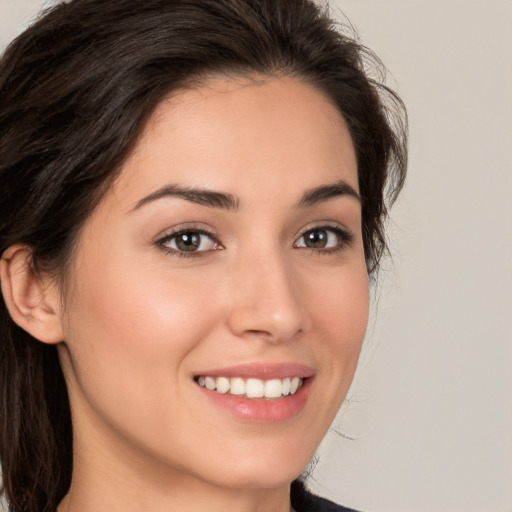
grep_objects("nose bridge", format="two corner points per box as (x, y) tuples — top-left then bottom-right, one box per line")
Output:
(226, 244), (305, 343)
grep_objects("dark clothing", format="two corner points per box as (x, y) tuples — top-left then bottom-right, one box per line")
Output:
(291, 480), (361, 512)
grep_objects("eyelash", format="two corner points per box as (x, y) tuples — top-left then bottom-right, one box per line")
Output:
(294, 225), (354, 255)
(155, 224), (354, 258)
(156, 226), (222, 258)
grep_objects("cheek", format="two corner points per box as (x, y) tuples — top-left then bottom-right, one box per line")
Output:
(61, 254), (224, 407)
(306, 262), (369, 390)
(309, 263), (369, 345)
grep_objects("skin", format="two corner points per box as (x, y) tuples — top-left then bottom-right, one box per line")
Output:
(6, 76), (370, 512)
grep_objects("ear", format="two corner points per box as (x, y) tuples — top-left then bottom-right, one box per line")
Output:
(0, 244), (64, 344)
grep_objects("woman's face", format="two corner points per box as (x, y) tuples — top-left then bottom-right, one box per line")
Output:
(57, 76), (369, 490)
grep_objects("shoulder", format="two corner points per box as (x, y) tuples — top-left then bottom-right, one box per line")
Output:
(291, 480), (362, 512)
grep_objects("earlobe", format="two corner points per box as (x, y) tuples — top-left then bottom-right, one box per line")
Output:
(0, 244), (64, 344)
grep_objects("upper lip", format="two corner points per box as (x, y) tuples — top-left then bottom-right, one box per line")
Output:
(194, 362), (315, 380)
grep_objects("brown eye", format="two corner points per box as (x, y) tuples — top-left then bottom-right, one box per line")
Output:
(303, 229), (329, 248)
(175, 232), (202, 251)
(160, 229), (218, 253)
(294, 226), (352, 252)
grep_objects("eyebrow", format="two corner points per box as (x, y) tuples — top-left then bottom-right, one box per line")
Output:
(297, 179), (360, 207)
(133, 185), (240, 211)
(132, 178), (359, 212)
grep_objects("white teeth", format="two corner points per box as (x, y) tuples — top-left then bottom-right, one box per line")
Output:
(204, 376), (216, 390)
(230, 377), (246, 395)
(196, 375), (304, 398)
(264, 379), (283, 398)
(216, 376), (230, 393)
(290, 376), (300, 394)
(281, 377), (291, 396)
(245, 378), (265, 398)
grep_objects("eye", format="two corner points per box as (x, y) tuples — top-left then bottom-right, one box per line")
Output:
(294, 226), (353, 252)
(157, 228), (222, 256)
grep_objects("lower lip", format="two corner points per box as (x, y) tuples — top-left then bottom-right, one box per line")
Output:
(196, 378), (312, 423)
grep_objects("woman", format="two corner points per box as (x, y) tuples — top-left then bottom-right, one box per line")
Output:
(0, 1), (407, 511)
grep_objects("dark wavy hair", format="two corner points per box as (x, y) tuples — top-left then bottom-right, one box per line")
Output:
(0, 0), (407, 510)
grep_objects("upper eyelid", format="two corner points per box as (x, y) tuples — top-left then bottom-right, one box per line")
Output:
(295, 222), (351, 239)
(155, 224), (219, 243)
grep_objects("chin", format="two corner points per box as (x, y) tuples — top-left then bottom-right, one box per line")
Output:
(204, 448), (310, 490)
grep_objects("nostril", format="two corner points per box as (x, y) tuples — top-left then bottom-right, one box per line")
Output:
(241, 327), (303, 345)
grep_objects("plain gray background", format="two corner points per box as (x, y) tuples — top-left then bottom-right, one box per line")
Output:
(1, 1), (511, 511)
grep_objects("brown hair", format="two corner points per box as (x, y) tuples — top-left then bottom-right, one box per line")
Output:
(0, 1), (407, 510)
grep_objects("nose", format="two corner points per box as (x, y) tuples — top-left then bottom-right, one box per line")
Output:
(225, 249), (306, 344)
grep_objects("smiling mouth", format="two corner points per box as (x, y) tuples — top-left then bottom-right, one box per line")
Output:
(195, 376), (304, 399)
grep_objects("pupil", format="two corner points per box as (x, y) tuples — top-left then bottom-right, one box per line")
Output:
(177, 232), (200, 251)
(306, 230), (327, 248)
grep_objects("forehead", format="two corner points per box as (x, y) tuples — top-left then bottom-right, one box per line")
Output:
(112, 75), (358, 209)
